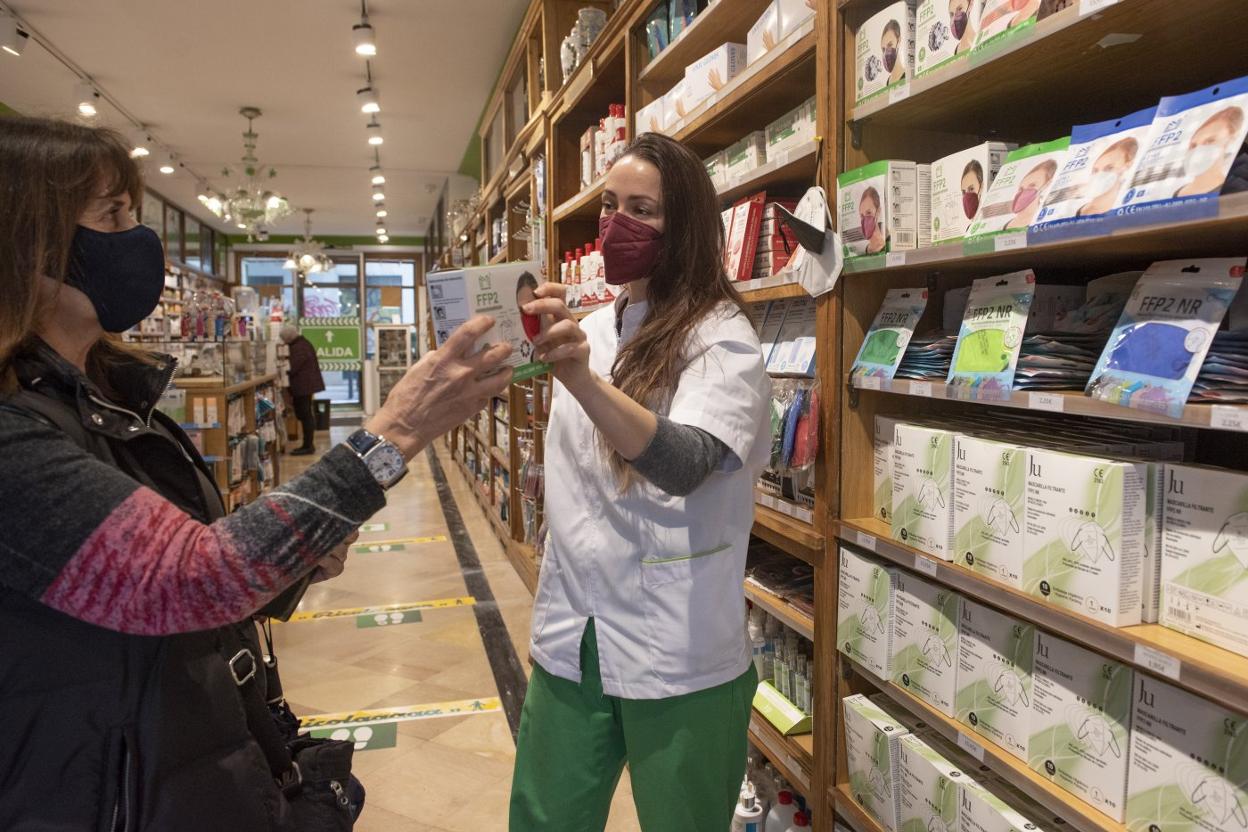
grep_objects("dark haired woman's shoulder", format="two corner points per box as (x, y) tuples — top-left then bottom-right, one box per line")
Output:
(689, 302), (764, 351)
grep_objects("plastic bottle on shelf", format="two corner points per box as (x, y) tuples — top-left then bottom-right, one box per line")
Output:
(748, 606), (767, 680)
(581, 242), (598, 306)
(765, 790), (799, 832)
(786, 812), (810, 830)
(561, 250), (571, 287)
(594, 118), (608, 181)
(595, 236), (614, 304)
(571, 247), (584, 308)
(732, 784), (766, 832)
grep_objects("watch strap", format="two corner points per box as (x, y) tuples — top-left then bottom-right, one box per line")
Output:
(346, 429), (382, 457)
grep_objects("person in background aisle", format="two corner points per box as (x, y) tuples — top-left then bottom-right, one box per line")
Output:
(280, 322), (326, 455)
(0, 116), (513, 832)
(508, 133), (771, 832)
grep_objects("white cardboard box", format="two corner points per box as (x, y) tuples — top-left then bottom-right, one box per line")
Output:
(1161, 463), (1248, 659)
(747, 1), (780, 66)
(953, 434), (1027, 589)
(635, 97), (667, 136)
(1023, 448), (1147, 627)
(897, 734), (974, 832)
(930, 142), (1013, 245)
(843, 693), (912, 832)
(725, 131), (767, 182)
(892, 422), (956, 561)
(777, 0), (816, 38)
(683, 43), (746, 114)
(838, 160), (922, 256)
(838, 546), (897, 680)
(956, 598), (1034, 761)
(1028, 631), (1133, 821)
(875, 415), (901, 524)
(915, 0), (978, 77)
(855, 1), (916, 104)
(892, 571), (961, 716)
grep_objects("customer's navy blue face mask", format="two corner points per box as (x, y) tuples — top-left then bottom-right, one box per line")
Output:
(65, 224), (166, 333)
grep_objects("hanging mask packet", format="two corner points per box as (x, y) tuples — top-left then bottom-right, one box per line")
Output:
(426, 260), (551, 381)
(1031, 106), (1157, 241)
(1086, 258), (1245, 418)
(947, 270), (1036, 401)
(854, 1), (916, 105)
(778, 185), (844, 297)
(852, 288), (929, 383)
(964, 138), (1070, 247)
(1115, 74), (1248, 222)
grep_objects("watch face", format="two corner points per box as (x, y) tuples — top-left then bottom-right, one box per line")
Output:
(366, 442), (407, 487)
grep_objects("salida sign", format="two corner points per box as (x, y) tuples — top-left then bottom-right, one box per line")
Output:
(299, 317), (361, 371)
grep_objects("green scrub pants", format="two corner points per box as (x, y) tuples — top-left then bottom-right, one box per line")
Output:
(509, 619), (757, 831)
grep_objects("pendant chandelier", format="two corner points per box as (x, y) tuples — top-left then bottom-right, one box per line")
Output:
(283, 208), (335, 277)
(202, 106), (293, 239)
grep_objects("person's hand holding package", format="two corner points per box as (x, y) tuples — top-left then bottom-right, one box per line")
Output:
(366, 314), (514, 461)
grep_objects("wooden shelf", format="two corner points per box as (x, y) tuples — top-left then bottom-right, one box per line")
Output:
(638, 0), (774, 86)
(753, 502), (824, 568)
(849, 374), (1248, 432)
(841, 192), (1248, 280)
(839, 517), (1248, 714)
(505, 539), (539, 596)
(749, 709), (815, 797)
(505, 169), (532, 203)
(488, 250), (508, 265)
(672, 20), (816, 153)
(745, 581), (814, 641)
(832, 786), (886, 832)
(551, 9), (631, 118)
(552, 176), (606, 222)
(844, 656), (1122, 832)
(175, 373), (278, 395)
(717, 139), (820, 205)
(848, 0), (1248, 142)
(738, 274), (808, 304)
(490, 446), (509, 468)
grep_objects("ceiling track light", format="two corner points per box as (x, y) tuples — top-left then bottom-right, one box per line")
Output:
(370, 163), (386, 185)
(378, 234), (390, 244)
(357, 84), (380, 114)
(1, 14), (28, 56)
(129, 126), (151, 158)
(376, 208), (388, 218)
(158, 152), (176, 175)
(375, 225), (388, 236)
(366, 118), (384, 146)
(73, 80), (99, 118)
(352, 17), (377, 56)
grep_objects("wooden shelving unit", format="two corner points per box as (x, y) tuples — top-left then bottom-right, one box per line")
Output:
(746, 581), (815, 641)
(749, 710), (816, 798)
(637, 0), (773, 85)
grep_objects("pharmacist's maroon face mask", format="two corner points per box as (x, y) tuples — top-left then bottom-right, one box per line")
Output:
(599, 211), (664, 285)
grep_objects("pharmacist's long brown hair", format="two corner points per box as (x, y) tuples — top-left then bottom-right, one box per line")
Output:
(606, 133), (749, 485)
(0, 116), (146, 391)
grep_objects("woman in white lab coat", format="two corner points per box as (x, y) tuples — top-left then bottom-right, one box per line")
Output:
(508, 133), (772, 831)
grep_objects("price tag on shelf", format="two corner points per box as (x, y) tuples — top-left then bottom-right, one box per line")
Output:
(1134, 644), (1181, 681)
(1211, 406), (1248, 432)
(914, 555), (939, 577)
(956, 733), (986, 762)
(1028, 392), (1065, 413)
(1080, 0), (1121, 15)
(886, 252), (907, 268)
(889, 84), (911, 104)
(911, 381), (933, 398)
(994, 232), (1027, 252)
(859, 376), (882, 391)
(856, 531), (877, 552)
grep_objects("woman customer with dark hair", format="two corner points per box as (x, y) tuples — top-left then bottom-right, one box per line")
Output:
(508, 133), (771, 830)
(0, 115), (512, 831)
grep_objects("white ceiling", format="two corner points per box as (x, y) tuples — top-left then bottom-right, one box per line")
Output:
(0, 0), (529, 237)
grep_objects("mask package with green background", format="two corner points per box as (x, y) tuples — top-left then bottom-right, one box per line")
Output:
(959, 776), (1063, 832)
(1126, 674), (1248, 832)
(956, 597), (1034, 761)
(964, 139), (1071, 241)
(853, 288), (929, 383)
(947, 271), (1036, 401)
(1022, 448), (1148, 628)
(892, 423), (956, 560)
(875, 415), (902, 523)
(838, 546), (898, 679)
(1028, 631), (1134, 822)
(1161, 463), (1248, 660)
(897, 733), (975, 832)
(843, 693), (912, 832)
(954, 434), (1027, 589)
(891, 571), (961, 717)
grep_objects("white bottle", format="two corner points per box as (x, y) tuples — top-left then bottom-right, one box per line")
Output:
(786, 811), (810, 831)
(766, 790), (799, 832)
(748, 606), (767, 680)
(733, 789), (766, 832)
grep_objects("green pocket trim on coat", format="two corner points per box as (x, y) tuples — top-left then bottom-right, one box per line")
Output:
(641, 543), (731, 566)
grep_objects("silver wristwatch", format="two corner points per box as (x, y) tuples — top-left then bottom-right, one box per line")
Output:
(345, 429), (408, 490)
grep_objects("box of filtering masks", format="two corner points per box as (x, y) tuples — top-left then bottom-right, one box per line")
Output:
(844, 693), (911, 832)
(1023, 448), (1148, 627)
(892, 571), (961, 717)
(876, 416), (902, 523)
(954, 435), (1027, 589)
(1161, 463), (1248, 659)
(839, 160), (923, 257)
(897, 733), (972, 832)
(855, 1), (916, 105)
(893, 423), (956, 561)
(838, 547), (898, 679)
(1126, 674), (1248, 832)
(930, 142), (1013, 245)
(914, 0), (978, 77)
(958, 777), (1059, 832)
(1028, 631), (1133, 821)
(956, 598), (1034, 761)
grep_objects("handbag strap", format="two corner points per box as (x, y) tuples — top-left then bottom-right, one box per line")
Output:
(220, 622), (300, 789)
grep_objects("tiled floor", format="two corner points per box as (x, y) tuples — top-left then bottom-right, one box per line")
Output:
(278, 427), (641, 831)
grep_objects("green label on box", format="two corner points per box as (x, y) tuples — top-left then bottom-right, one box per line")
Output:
(307, 721), (398, 751)
(753, 682), (813, 736)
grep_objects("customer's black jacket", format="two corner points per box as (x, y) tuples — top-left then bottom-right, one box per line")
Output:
(0, 342), (384, 831)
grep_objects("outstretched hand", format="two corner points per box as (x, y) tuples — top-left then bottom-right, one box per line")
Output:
(524, 283), (593, 390)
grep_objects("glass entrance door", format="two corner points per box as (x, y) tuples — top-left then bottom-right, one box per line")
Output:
(300, 255), (363, 407)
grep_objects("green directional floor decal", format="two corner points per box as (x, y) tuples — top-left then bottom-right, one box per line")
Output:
(307, 722), (398, 752)
(352, 535), (447, 553)
(357, 609), (423, 628)
(359, 522), (389, 533)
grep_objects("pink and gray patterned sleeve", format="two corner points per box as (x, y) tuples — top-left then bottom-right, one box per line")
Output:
(0, 410), (386, 635)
